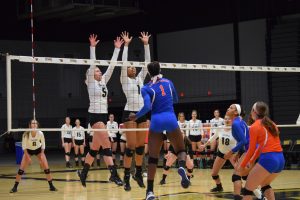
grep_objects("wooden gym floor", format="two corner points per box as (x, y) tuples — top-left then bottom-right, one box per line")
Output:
(0, 154), (300, 200)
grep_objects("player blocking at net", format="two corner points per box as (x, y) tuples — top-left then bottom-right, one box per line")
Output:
(129, 61), (190, 200)
(77, 34), (124, 187)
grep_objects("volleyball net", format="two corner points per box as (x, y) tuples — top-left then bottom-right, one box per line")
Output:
(4, 53), (300, 135)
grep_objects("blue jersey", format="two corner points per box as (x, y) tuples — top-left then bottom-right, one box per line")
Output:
(136, 78), (178, 118)
(231, 117), (249, 153)
(136, 78), (179, 132)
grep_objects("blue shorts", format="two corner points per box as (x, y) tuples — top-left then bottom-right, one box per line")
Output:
(150, 112), (179, 133)
(258, 152), (285, 173)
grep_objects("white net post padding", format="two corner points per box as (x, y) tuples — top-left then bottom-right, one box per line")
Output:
(6, 54), (12, 132)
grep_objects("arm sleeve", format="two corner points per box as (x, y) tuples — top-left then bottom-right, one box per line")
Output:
(22, 134), (27, 150)
(231, 123), (247, 153)
(61, 125), (64, 139)
(103, 48), (120, 84)
(208, 129), (219, 143)
(86, 46), (97, 85)
(41, 132), (46, 150)
(135, 87), (151, 119)
(120, 46), (128, 84)
(170, 81), (179, 104)
(240, 126), (259, 167)
(137, 45), (151, 82)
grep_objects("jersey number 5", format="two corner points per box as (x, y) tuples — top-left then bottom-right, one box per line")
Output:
(159, 85), (166, 96)
(102, 87), (107, 97)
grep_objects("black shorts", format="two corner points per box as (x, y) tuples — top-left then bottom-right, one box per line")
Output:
(75, 140), (84, 146)
(27, 147), (42, 156)
(169, 145), (176, 155)
(217, 150), (225, 159)
(63, 138), (72, 143)
(189, 135), (202, 142)
(122, 111), (147, 124)
(120, 139), (126, 143)
(163, 134), (167, 141)
(89, 136), (93, 143)
(88, 113), (108, 127)
(109, 137), (118, 143)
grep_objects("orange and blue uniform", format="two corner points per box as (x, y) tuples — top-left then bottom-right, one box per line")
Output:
(240, 119), (284, 173)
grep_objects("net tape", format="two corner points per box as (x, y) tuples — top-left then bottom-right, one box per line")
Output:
(8, 55), (300, 73)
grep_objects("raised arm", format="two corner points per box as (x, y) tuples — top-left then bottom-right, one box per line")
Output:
(120, 31), (132, 84)
(103, 36), (124, 84)
(138, 32), (151, 81)
(86, 34), (100, 85)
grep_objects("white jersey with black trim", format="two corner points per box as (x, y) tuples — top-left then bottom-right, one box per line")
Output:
(210, 117), (225, 134)
(188, 119), (203, 136)
(119, 124), (126, 141)
(121, 45), (151, 111)
(61, 124), (73, 139)
(107, 121), (119, 138)
(177, 120), (189, 135)
(22, 131), (45, 151)
(208, 126), (237, 154)
(87, 46), (120, 114)
(87, 123), (94, 137)
(72, 126), (85, 140)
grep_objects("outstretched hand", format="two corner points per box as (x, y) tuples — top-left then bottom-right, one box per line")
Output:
(114, 36), (124, 49)
(121, 31), (133, 46)
(89, 34), (100, 47)
(139, 31), (151, 45)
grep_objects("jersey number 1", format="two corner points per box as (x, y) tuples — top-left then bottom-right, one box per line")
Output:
(159, 85), (166, 96)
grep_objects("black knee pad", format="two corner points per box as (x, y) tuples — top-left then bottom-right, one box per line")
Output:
(44, 169), (50, 174)
(148, 157), (158, 165)
(80, 154), (85, 157)
(212, 175), (219, 180)
(241, 188), (253, 196)
(102, 148), (113, 157)
(120, 152), (125, 156)
(18, 169), (24, 175)
(242, 175), (248, 181)
(261, 185), (272, 193)
(164, 166), (170, 171)
(74, 154), (79, 158)
(65, 152), (71, 156)
(135, 146), (145, 155)
(89, 150), (98, 157)
(112, 151), (116, 155)
(125, 148), (134, 157)
(187, 168), (193, 173)
(232, 174), (241, 182)
(176, 149), (186, 156)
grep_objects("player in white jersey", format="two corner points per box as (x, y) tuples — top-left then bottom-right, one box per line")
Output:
(78, 34), (124, 187)
(210, 109), (225, 152)
(119, 123), (127, 167)
(72, 119), (86, 167)
(10, 119), (57, 193)
(120, 31), (151, 191)
(200, 115), (237, 192)
(61, 117), (73, 168)
(107, 114), (119, 165)
(188, 110), (203, 167)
